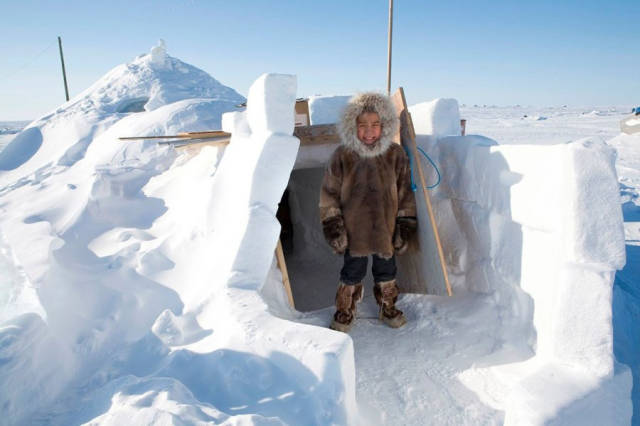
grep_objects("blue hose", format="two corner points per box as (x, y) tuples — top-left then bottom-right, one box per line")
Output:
(417, 146), (441, 189)
(403, 144), (441, 191)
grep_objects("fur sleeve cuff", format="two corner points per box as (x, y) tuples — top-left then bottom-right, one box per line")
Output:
(320, 206), (342, 222)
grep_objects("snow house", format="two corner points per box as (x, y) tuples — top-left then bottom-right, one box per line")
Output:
(209, 73), (630, 424)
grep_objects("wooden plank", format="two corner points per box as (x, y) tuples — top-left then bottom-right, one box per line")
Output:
(122, 124), (339, 146)
(178, 131), (230, 138)
(392, 88), (453, 297)
(119, 131), (230, 141)
(275, 239), (295, 309)
(293, 124), (340, 146)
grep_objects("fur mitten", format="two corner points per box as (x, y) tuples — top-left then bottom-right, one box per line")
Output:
(393, 216), (417, 254)
(322, 216), (348, 254)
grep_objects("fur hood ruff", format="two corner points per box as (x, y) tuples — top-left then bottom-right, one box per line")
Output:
(338, 92), (399, 158)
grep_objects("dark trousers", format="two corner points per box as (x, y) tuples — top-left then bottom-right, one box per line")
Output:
(340, 250), (397, 285)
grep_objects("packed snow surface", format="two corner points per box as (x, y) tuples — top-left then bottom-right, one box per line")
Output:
(0, 45), (637, 425)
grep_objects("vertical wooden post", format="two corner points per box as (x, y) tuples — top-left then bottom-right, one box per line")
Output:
(386, 0), (393, 95)
(58, 36), (70, 102)
(275, 240), (295, 309)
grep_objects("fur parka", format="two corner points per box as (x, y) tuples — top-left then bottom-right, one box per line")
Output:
(319, 92), (417, 258)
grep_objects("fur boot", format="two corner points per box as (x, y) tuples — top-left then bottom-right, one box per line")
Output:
(374, 279), (407, 328)
(330, 282), (363, 333)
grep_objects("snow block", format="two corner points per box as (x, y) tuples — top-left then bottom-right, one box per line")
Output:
(225, 133), (300, 291)
(149, 39), (168, 68)
(409, 98), (461, 137)
(564, 138), (625, 269)
(221, 110), (250, 136)
(308, 95), (350, 125)
(553, 266), (615, 376)
(247, 73), (297, 135)
(492, 144), (566, 233)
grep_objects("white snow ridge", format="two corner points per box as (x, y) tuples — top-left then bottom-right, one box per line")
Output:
(0, 44), (635, 425)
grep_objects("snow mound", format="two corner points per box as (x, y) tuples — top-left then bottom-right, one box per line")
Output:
(0, 62), (356, 424)
(0, 41), (244, 177)
(583, 110), (608, 117)
(73, 39), (244, 116)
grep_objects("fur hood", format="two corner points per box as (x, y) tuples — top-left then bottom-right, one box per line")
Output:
(338, 92), (399, 158)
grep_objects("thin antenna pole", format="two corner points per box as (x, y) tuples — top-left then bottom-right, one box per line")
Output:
(58, 36), (70, 102)
(386, 0), (393, 95)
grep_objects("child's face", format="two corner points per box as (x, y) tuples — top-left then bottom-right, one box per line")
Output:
(356, 112), (382, 146)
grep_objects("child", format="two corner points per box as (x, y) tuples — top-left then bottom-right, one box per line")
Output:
(319, 92), (417, 332)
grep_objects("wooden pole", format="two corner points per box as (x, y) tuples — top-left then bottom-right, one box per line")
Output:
(391, 88), (453, 297)
(399, 89), (453, 297)
(275, 240), (295, 308)
(386, 0), (393, 95)
(58, 36), (70, 102)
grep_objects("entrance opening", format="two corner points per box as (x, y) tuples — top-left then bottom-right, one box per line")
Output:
(280, 165), (428, 312)
(281, 166), (341, 311)
(275, 88), (450, 311)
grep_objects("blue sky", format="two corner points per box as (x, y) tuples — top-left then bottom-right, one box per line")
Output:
(1, 0), (638, 120)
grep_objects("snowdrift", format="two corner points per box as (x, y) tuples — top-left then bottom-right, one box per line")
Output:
(0, 43), (633, 425)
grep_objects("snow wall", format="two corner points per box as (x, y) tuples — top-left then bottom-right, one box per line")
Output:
(408, 99), (632, 424)
(213, 74), (357, 425)
(237, 89), (633, 424)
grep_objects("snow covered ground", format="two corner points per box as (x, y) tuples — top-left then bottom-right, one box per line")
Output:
(0, 44), (637, 425)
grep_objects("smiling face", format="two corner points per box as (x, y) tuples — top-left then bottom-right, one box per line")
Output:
(356, 112), (382, 146)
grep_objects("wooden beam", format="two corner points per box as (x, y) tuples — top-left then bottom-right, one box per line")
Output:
(121, 125), (340, 147)
(293, 124), (340, 146)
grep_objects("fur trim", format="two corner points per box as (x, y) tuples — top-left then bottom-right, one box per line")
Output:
(338, 92), (399, 158)
(331, 282), (364, 332)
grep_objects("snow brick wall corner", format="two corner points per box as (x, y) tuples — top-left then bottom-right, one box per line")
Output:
(411, 100), (633, 424)
(202, 73), (358, 425)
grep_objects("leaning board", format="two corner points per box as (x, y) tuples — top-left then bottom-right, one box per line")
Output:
(391, 88), (452, 296)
